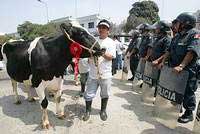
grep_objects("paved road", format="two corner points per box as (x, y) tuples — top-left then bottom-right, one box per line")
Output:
(0, 70), (199, 134)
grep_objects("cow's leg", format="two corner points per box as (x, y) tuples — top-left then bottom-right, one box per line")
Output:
(55, 90), (65, 119)
(35, 82), (51, 129)
(11, 79), (21, 104)
(55, 78), (65, 119)
(23, 80), (35, 102)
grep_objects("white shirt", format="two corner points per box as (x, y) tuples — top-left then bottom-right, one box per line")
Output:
(115, 39), (123, 55)
(78, 58), (89, 73)
(89, 37), (116, 79)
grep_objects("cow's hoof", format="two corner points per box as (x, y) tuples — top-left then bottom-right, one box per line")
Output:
(75, 81), (79, 86)
(14, 100), (21, 105)
(56, 113), (66, 120)
(28, 97), (36, 102)
(41, 120), (52, 129)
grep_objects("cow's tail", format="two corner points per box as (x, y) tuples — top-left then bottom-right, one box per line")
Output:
(1, 42), (8, 64)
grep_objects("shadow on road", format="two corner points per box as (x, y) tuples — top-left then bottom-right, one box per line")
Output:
(0, 94), (96, 131)
(112, 78), (193, 134)
(140, 125), (192, 134)
(0, 91), (100, 132)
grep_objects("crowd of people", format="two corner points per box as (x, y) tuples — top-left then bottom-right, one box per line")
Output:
(69, 12), (200, 124)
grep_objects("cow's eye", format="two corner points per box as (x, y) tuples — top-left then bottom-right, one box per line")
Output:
(80, 32), (84, 36)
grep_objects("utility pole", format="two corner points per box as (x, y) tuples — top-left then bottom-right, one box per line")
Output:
(98, 0), (101, 15)
(75, 0), (77, 18)
(37, 0), (49, 23)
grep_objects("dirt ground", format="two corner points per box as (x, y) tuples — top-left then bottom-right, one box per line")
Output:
(0, 70), (199, 134)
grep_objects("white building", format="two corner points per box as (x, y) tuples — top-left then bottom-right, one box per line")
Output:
(0, 32), (5, 36)
(51, 14), (109, 36)
(77, 14), (109, 35)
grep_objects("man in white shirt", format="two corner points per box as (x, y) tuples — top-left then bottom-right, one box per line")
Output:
(114, 36), (123, 70)
(83, 19), (116, 121)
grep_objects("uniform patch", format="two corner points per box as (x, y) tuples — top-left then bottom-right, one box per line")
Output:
(178, 42), (186, 46)
(194, 34), (200, 39)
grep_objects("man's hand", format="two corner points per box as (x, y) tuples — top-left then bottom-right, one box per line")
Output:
(142, 56), (148, 61)
(93, 48), (106, 56)
(157, 62), (164, 69)
(152, 60), (159, 66)
(152, 60), (164, 69)
(173, 65), (183, 74)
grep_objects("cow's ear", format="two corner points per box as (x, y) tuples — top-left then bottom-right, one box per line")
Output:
(60, 23), (72, 32)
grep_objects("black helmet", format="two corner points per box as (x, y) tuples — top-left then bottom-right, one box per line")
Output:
(136, 23), (151, 31)
(174, 12), (196, 28)
(129, 30), (140, 37)
(151, 20), (171, 32)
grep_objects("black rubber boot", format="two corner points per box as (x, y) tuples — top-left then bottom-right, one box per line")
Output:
(128, 77), (134, 81)
(154, 86), (157, 97)
(178, 110), (194, 123)
(83, 101), (92, 121)
(100, 98), (108, 121)
(139, 83), (143, 88)
(80, 83), (85, 97)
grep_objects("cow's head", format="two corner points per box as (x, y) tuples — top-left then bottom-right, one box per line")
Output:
(0, 44), (3, 61)
(60, 22), (101, 57)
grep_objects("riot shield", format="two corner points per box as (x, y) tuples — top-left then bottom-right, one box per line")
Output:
(132, 59), (146, 90)
(134, 59), (146, 80)
(141, 62), (159, 103)
(121, 56), (129, 80)
(193, 101), (200, 134)
(154, 66), (189, 129)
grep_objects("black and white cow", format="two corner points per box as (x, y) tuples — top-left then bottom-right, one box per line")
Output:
(1, 22), (101, 129)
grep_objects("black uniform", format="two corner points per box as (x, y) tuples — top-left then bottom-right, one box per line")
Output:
(148, 35), (171, 62)
(147, 35), (171, 91)
(127, 37), (141, 79)
(168, 29), (200, 111)
(139, 34), (152, 58)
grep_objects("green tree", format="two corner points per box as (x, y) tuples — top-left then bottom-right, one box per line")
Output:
(111, 20), (126, 35)
(124, 0), (160, 32)
(0, 35), (12, 44)
(17, 21), (57, 40)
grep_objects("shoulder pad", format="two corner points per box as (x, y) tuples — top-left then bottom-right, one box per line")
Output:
(187, 28), (200, 36)
(182, 28), (200, 42)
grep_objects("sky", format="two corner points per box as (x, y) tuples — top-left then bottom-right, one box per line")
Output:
(0, 0), (199, 34)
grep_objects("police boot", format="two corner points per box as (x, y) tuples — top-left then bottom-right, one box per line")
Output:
(80, 83), (85, 97)
(128, 77), (134, 81)
(100, 98), (108, 121)
(178, 110), (194, 123)
(83, 101), (92, 121)
(140, 83), (143, 88)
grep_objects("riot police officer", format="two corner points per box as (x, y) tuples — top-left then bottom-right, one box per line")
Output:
(137, 23), (152, 60)
(126, 30), (141, 81)
(147, 20), (171, 62)
(156, 13), (200, 123)
(135, 23), (152, 87)
(146, 21), (171, 96)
